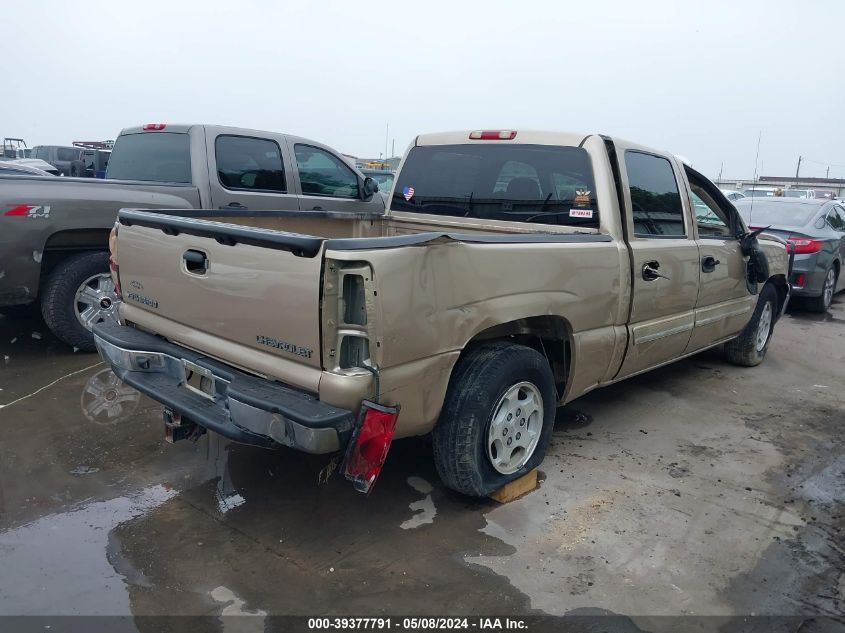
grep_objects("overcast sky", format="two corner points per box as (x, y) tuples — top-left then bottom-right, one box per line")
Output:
(4, 0), (844, 180)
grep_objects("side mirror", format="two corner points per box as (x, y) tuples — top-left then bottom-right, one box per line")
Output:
(361, 176), (379, 200)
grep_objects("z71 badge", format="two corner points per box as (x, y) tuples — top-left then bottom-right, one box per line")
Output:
(4, 204), (51, 218)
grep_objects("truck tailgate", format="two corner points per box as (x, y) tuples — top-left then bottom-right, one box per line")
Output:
(116, 211), (326, 381)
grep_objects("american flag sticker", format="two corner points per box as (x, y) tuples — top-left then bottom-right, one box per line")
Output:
(402, 186), (415, 201)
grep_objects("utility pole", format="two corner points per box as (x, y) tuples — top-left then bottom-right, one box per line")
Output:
(391, 139), (395, 159)
(826, 166), (830, 179)
(718, 162), (723, 183)
(795, 155), (802, 179)
(385, 123), (389, 164)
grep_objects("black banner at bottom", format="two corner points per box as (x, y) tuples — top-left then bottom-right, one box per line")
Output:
(0, 615), (842, 633)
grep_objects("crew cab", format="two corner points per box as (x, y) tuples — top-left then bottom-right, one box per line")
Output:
(93, 130), (791, 496)
(0, 124), (384, 350)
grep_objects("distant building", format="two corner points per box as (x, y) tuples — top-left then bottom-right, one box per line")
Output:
(715, 176), (844, 198)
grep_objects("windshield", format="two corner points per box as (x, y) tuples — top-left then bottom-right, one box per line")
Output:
(784, 190), (810, 198)
(742, 189), (776, 197)
(735, 201), (819, 227)
(106, 132), (191, 183)
(392, 144), (599, 228)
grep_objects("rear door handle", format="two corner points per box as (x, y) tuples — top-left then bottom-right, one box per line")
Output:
(183, 249), (208, 274)
(219, 202), (248, 210)
(702, 256), (721, 273)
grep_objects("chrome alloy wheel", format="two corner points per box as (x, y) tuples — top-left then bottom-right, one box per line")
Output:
(75, 273), (120, 331)
(486, 381), (543, 475)
(822, 268), (836, 309)
(755, 301), (773, 352)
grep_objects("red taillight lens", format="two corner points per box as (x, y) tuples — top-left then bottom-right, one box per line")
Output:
(343, 400), (400, 494)
(469, 130), (517, 140)
(787, 236), (823, 254)
(794, 273), (805, 287)
(142, 123), (166, 131)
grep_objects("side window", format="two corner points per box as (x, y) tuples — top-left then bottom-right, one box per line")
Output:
(625, 151), (685, 237)
(295, 144), (359, 199)
(34, 147), (48, 160)
(828, 206), (845, 231)
(689, 188), (733, 238)
(215, 135), (286, 192)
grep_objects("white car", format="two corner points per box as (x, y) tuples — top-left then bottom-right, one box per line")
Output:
(0, 160), (55, 176)
(719, 188), (746, 202)
(7, 158), (60, 175)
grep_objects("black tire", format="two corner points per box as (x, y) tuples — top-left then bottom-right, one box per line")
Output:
(724, 283), (778, 367)
(804, 265), (838, 313)
(69, 160), (87, 177)
(40, 251), (111, 352)
(433, 342), (557, 497)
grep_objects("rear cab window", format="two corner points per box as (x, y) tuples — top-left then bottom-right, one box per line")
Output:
(106, 132), (192, 183)
(391, 144), (600, 229)
(625, 151), (685, 237)
(215, 135), (286, 192)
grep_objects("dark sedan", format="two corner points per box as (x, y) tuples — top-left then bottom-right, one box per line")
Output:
(735, 198), (845, 312)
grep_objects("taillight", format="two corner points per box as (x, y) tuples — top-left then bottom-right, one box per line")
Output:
(108, 221), (122, 299)
(786, 236), (823, 254)
(343, 400), (400, 494)
(142, 123), (166, 131)
(469, 130), (517, 140)
(793, 273), (805, 288)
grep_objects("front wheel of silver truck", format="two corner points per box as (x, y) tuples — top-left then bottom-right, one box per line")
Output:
(41, 251), (120, 352)
(724, 283), (778, 367)
(433, 342), (557, 497)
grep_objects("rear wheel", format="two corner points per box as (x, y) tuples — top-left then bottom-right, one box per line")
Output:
(69, 160), (87, 177)
(41, 252), (119, 351)
(433, 342), (557, 497)
(724, 283), (778, 367)
(805, 266), (837, 313)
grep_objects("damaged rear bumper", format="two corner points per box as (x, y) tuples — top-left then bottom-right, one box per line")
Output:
(92, 322), (354, 453)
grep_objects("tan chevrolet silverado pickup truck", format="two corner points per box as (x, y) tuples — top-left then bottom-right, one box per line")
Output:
(93, 130), (791, 496)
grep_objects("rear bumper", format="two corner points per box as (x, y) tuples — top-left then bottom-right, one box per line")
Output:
(92, 322), (355, 453)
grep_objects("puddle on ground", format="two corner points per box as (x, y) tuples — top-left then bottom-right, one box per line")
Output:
(0, 484), (176, 615)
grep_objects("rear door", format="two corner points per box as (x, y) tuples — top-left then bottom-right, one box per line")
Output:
(206, 131), (300, 212)
(289, 141), (384, 214)
(614, 147), (701, 379)
(685, 169), (756, 352)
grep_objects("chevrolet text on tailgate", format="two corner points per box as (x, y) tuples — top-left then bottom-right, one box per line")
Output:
(94, 130), (791, 496)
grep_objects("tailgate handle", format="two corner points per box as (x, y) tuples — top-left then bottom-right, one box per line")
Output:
(183, 249), (208, 274)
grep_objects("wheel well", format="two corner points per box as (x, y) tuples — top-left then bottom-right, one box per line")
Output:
(41, 229), (111, 277)
(463, 315), (572, 399)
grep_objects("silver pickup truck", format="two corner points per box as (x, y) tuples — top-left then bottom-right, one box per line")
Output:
(93, 129), (791, 496)
(0, 123), (384, 349)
